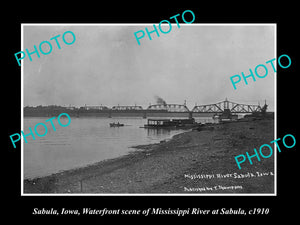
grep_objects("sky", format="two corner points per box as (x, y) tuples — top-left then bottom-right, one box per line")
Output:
(23, 24), (275, 111)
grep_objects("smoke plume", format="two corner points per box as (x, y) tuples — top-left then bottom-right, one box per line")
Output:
(154, 95), (167, 105)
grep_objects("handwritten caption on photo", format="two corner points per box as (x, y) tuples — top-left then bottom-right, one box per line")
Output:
(183, 171), (274, 192)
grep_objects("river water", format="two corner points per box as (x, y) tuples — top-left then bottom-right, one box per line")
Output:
(23, 117), (215, 179)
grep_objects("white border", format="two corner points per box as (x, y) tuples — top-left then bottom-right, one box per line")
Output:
(274, 24), (277, 196)
(21, 24), (24, 195)
(21, 23), (277, 196)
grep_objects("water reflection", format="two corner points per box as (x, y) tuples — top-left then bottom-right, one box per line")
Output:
(24, 116), (215, 179)
(146, 128), (172, 136)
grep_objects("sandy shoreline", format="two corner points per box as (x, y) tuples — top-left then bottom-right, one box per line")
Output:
(24, 117), (274, 194)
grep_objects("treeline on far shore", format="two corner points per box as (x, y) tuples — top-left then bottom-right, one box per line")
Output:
(25, 105), (113, 117)
(24, 105), (172, 117)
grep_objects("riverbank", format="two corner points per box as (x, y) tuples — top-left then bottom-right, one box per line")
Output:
(24, 117), (274, 194)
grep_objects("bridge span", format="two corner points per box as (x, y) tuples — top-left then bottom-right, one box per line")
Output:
(192, 98), (267, 114)
(24, 99), (268, 118)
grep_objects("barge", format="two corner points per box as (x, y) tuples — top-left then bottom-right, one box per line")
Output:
(142, 118), (199, 129)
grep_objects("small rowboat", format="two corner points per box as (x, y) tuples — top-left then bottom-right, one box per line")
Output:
(109, 122), (124, 127)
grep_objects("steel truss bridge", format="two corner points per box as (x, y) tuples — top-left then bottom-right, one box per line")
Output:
(112, 105), (143, 110)
(192, 99), (266, 114)
(147, 104), (190, 112)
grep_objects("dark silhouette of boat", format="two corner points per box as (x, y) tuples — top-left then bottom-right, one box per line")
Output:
(142, 118), (199, 129)
(109, 122), (124, 127)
